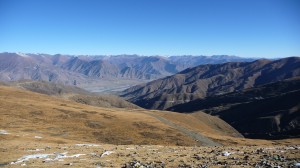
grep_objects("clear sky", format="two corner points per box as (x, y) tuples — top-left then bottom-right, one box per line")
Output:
(0, 0), (299, 58)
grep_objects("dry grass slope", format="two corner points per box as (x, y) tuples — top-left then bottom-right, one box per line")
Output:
(1, 85), (299, 167)
(69, 94), (141, 109)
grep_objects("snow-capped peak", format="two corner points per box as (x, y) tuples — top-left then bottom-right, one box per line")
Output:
(16, 52), (30, 57)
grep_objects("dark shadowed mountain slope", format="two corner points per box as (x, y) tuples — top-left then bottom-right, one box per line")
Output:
(213, 90), (300, 139)
(122, 57), (300, 110)
(167, 78), (300, 139)
(168, 77), (300, 113)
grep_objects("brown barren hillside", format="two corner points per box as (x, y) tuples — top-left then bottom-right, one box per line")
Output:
(9, 80), (141, 109)
(0, 85), (244, 147)
(69, 94), (141, 109)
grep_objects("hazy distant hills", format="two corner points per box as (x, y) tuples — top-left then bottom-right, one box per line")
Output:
(122, 57), (300, 110)
(0, 52), (254, 92)
(0, 53), (85, 85)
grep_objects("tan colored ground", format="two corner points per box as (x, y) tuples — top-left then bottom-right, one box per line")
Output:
(0, 85), (299, 167)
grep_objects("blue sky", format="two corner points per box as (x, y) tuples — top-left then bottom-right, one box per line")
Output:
(0, 0), (299, 58)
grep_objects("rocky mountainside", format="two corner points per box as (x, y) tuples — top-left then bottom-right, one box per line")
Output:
(168, 78), (300, 139)
(122, 57), (300, 110)
(0, 52), (254, 92)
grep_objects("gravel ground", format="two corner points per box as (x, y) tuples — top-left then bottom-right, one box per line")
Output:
(2, 143), (299, 168)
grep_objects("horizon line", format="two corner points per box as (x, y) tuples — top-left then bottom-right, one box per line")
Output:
(0, 51), (285, 59)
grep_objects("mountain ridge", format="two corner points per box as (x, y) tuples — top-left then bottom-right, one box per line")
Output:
(122, 57), (300, 110)
(0, 52), (255, 92)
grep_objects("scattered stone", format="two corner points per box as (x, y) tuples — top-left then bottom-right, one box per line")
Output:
(27, 148), (45, 152)
(101, 151), (114, 157)
(222, 151), (231, 156)
(192, 154), (201, 160)
(243, 155), (249, 160)
(75, 144), (100, 147)
(122, 160), (165, 168)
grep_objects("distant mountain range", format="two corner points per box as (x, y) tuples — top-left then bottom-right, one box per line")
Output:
(0, 52), (254, 92)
